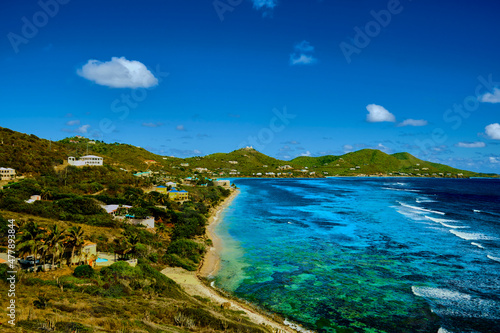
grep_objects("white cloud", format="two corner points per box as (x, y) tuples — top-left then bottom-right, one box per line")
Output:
(490, 157), (500, 164)
(479, 88), (500, 103)
(343, 144), (354, 152)
(301, 151), (311, 156)
(77, 57), (158, 88)
(176, 125), (185, 131)
(75, 124), (90, 133)
(290, 54), (317, 66)
(66, 120), (80, 126)
(376, 143), (391, 153)
(289, 41), (317, 66)
(252, 0), (277, 10)
(366, 104), (396, 123)
(398, 119), (428, 127)
(456, 142), (486, 148)
(485, 123), (500, 140)
(294, 40), (314, 53)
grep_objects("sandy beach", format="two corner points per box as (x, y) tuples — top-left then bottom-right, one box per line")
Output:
(198, 188), (239, 278)
(162, 189), (300, 333)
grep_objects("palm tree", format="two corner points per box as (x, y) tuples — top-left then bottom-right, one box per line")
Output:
(46, 225), (65, 269)
(126, 234), (140, 259)
(17, 221), (45, 269)
(156, 222), (166, 234)
(157, 194), (169, 206)
(144, 191), (156, 203)
(67, 226), (84, 267)
(112, 237), (130, 260)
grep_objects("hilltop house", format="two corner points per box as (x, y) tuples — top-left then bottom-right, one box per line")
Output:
(0, 167), (16, 180)
(101, 204), (133, 216)
(101, 204), (154, 228)
(68, 155), (103, 167)
(167, 189), (189, 201)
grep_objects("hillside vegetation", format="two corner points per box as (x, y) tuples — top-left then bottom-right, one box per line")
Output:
(1, 126), (493, 179)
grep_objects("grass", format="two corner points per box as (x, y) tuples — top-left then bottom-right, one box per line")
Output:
(1, 261), (271, 333)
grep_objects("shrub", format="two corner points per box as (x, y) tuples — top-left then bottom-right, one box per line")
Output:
(167, 239), (205, 264)
(74, 264), (95, 278)
(148, 253), (158, 263)
(33, 295), (49, 309)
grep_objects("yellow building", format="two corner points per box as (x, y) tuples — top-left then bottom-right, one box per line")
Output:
(167, 189), (189, 201)
(154, 185), (168, 194)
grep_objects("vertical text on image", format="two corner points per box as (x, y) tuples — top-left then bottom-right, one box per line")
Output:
(6, 219), (18, 326)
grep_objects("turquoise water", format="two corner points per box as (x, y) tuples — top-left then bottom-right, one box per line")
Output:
(214, 178), (500, 333)
(96, 258), (108, 263)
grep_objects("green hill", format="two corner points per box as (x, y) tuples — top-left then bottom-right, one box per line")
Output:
(0, 127), (495, 179)
(290, 149), (492, 178)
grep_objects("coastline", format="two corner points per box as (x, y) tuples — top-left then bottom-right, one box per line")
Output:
(198, 188), (240, 278)
(162, 188), (300, 333)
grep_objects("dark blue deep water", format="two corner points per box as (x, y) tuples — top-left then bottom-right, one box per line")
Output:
(214, 178), (500, 333)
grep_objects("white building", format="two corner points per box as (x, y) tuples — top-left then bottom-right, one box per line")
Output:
(0, 167), (16, 180)
(68, 155), (103, 167)
(127, 217), (155, 229)
(214, 179), (231, 187)
(25, 195), (41, 204)
(101, 204), (132, 216)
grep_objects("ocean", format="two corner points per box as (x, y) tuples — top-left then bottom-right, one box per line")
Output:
(213, 178), (500, 333)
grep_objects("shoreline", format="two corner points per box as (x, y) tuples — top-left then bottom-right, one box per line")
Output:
(198, 188), (239, 278)
(162, 188), (301, 333)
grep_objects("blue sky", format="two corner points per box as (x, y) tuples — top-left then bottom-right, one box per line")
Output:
(1, 0), (500, 172)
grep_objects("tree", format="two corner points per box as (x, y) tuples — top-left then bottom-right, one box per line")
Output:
(67, 226), (85, 267)
(46, 225), (65, 269)
(127, 234), (140, 259)
(40, 188), (53, 200)
(157, 194), (169, 206)
(18, 221), (45, 269)
(156, 222), (166, 235)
